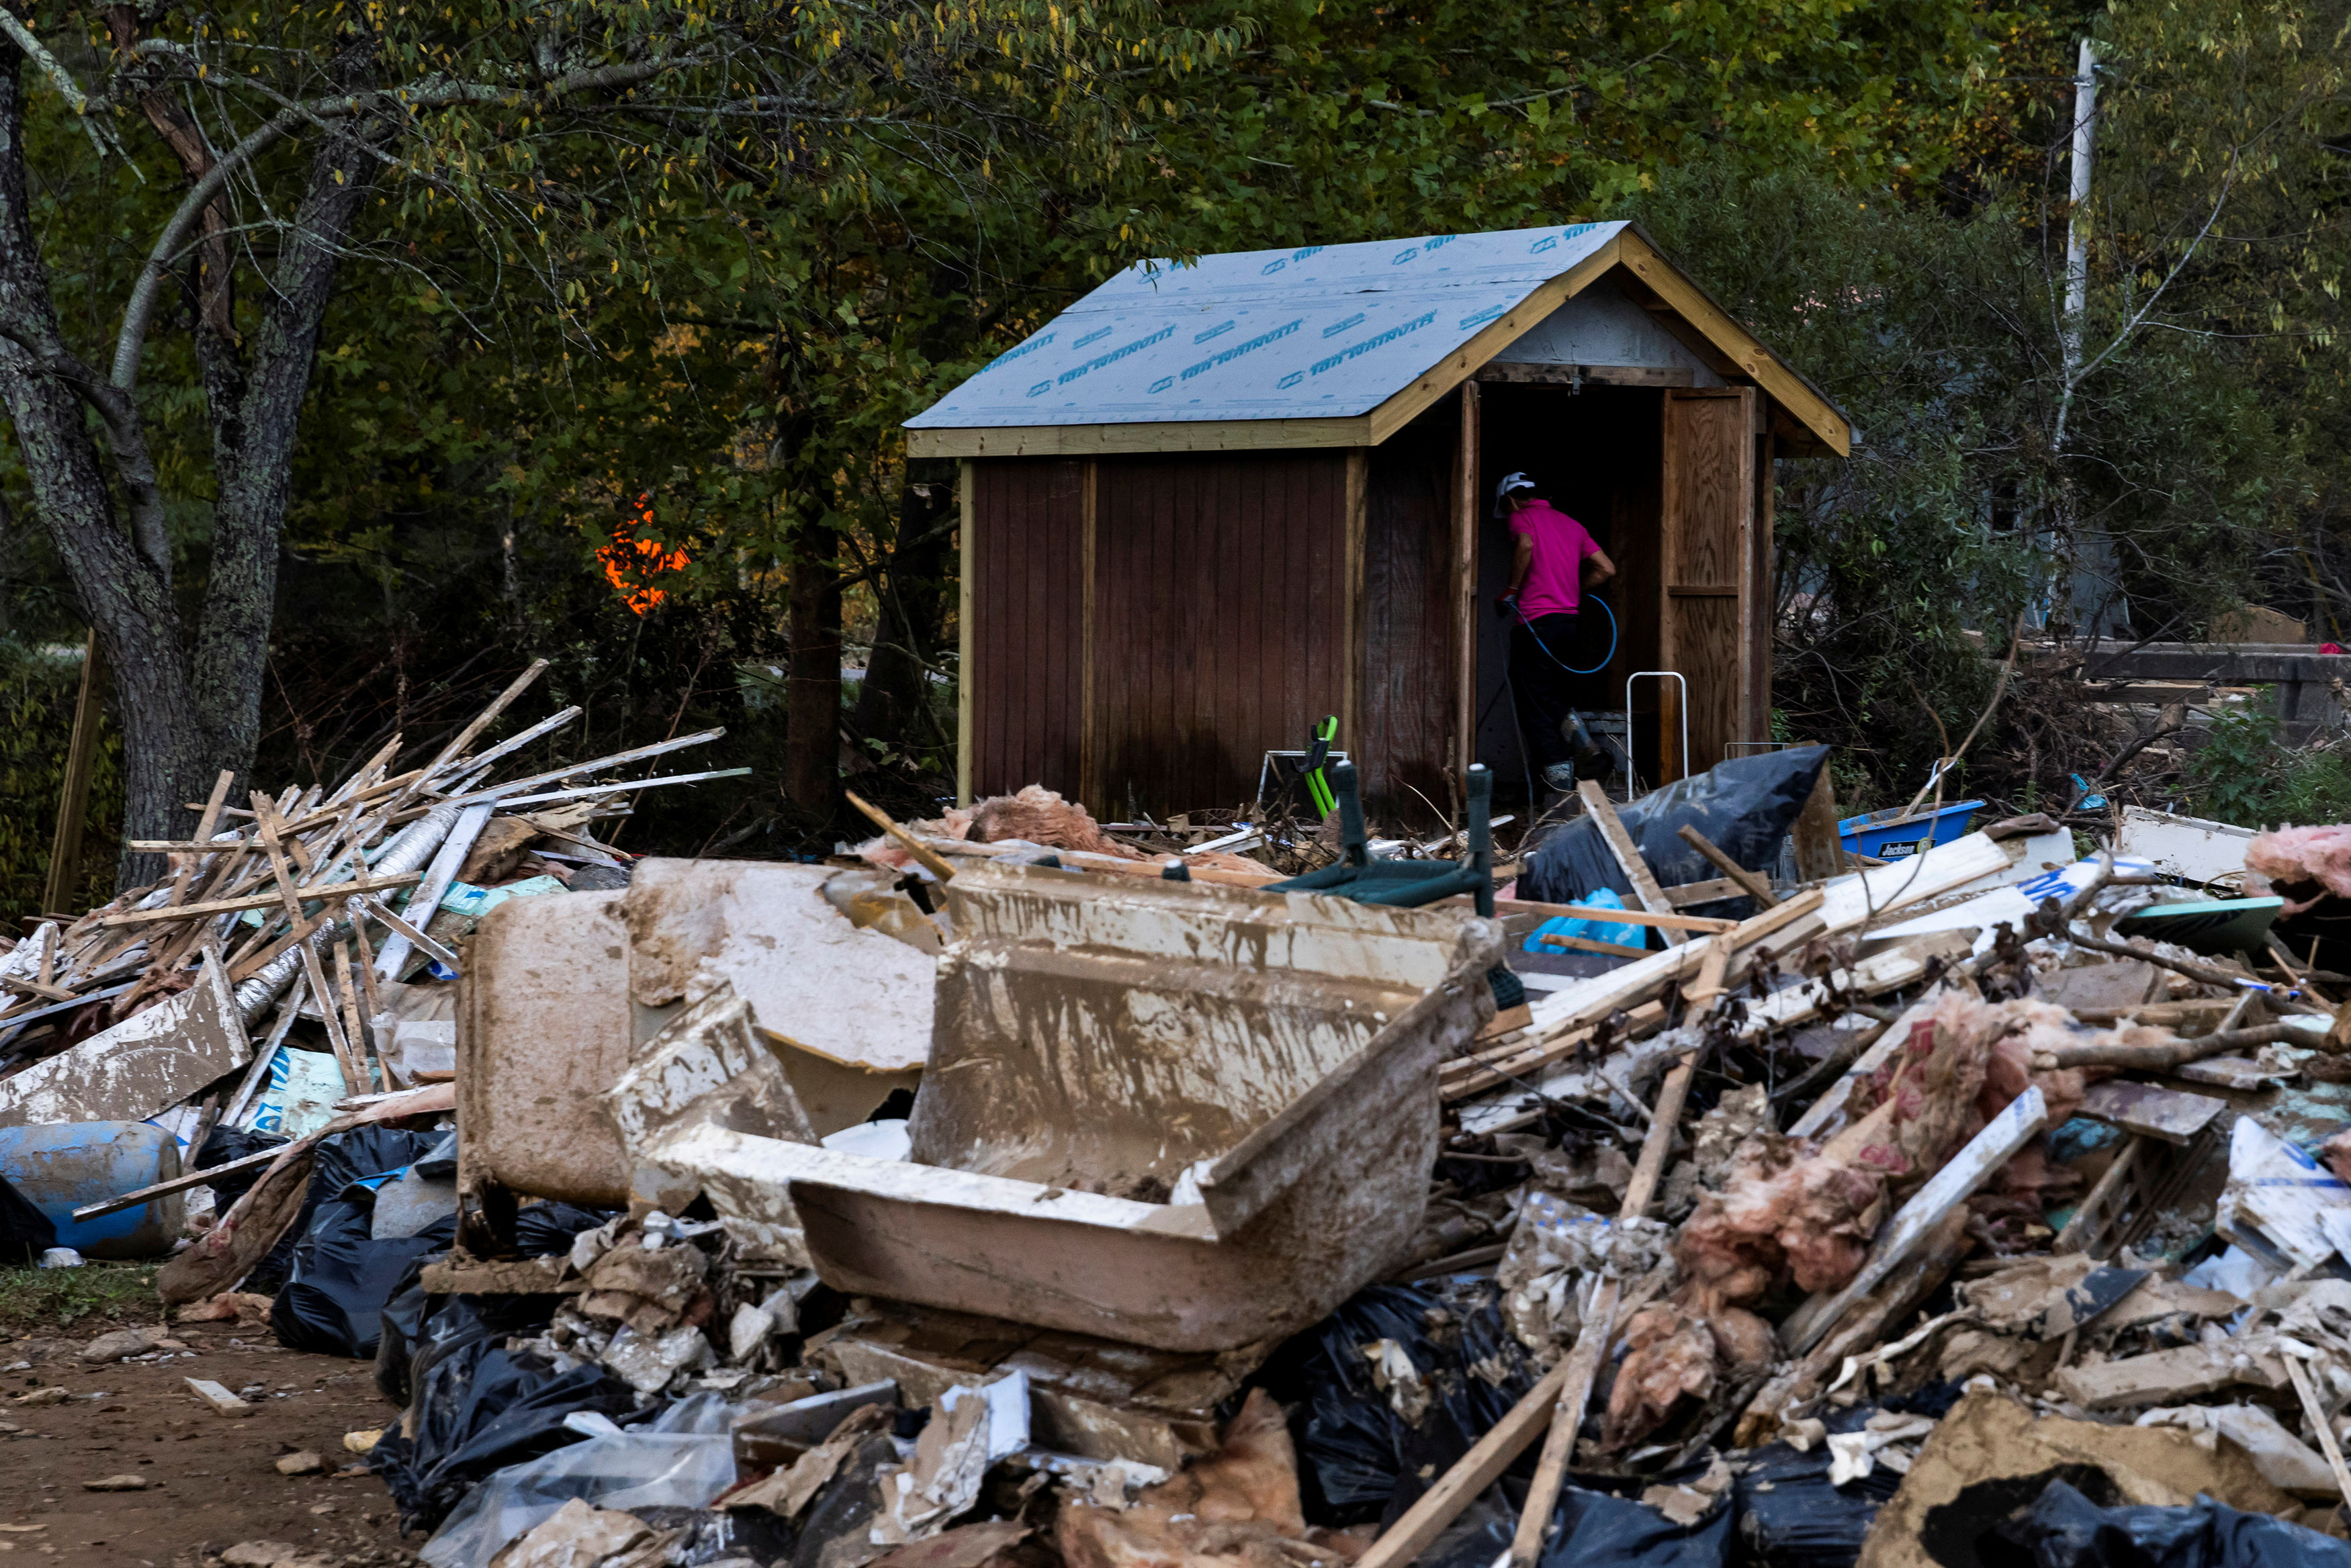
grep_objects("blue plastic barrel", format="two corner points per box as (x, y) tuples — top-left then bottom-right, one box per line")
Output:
(0, 1121), (185, 1258)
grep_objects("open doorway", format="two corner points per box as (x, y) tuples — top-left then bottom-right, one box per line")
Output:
(1470, 381), (1666, 813)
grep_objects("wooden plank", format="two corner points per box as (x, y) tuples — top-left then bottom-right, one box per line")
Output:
(1675, 824), (1777, 907)
(957, 459), (975, 807)
(1538, 933), (1651, 958)
(2078, 1079), (2227, 1146)
(1342, 447), (1366, 792)
(1513, 901), (1736, 933)
(1439, 1001), (1668, 1101)
(1781, 1086), (2049, 1354)
(907, 413), (1377, 461)
(1664, 876), (1745, 908)
(1453, 382), (1479, 809)
(42, 628), (104, 914)
(1746, 420), (1774, 749)
(2286, 1358), (2351, 1516)
(1346, 1359), (1579, 1568)
(2053, 1131), (2154, 1257)
(1577, 780), (1681, 942)
(1681, 932), (1733, 1007)
(93, 870), (420, 927)
(226, 909), (331, 984)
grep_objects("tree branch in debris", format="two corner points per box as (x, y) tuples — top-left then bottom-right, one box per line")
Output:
(2031, 1021), (2302, 1072)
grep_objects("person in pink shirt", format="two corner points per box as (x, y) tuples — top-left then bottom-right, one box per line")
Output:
(1494, 473), (1617, 793)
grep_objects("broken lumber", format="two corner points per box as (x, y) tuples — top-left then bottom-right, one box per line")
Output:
(1675, 823), (1777, 907)
(1577, 780), (1682, 944)
(91, 869), (421, 928)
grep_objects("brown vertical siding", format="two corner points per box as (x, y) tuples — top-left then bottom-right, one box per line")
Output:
(1359, 421), (1457, 821)
(1092, 451), (1349, 819)
(969, 458), (1087, 798)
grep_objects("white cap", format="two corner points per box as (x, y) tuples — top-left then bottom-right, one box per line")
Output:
(1492, 471), (1536, 517)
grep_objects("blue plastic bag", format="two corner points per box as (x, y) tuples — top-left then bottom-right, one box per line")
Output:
(1525, 886), (1646, 955)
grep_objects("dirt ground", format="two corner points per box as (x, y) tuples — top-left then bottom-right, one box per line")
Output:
(0, 1314), (418, 1568)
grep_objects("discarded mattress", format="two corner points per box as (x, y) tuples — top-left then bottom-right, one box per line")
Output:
(631, 863), (1504, 1351)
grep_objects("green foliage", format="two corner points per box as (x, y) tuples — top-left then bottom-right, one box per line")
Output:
(2184, 700), (2351, 827)
(0, 641), (122, 923)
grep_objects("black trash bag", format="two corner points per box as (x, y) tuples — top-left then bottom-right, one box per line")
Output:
(373, 1200), (613, 1407)
(271, 1124), (464, 1357)
(1992, 1477), (2351, 1568)
(367, 1341), (646, 1534)
(1538, 1484), (1732, 1568)
(1519, 746), (1830, 917)
(191, 1124), (290, 1208)
(245, 1122), (444, 1294)
(1257, 1279), (1537, 1527)
(0, 1172), (56, 1264)
(1735, 1406), (1908, 1568)
(271, 1197), (455, 1358)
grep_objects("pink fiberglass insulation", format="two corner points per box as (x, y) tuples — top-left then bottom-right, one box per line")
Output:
(2248, 825), (2351, 911)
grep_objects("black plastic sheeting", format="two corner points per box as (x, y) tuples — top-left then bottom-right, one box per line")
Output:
(1735, 1411), (1907, 1568)
(269, 1125), (453, 1355)
(0, 1172), (56, 1263)
(1994, 1478), (2351, 1568)
(366, 1201), (617, 1533)
(1257, 1279), (1538, 1528)
(1517, 746), (1830, 918)
(371, 1342), (644, 1533)
(1542, 1485), (1734, 1568)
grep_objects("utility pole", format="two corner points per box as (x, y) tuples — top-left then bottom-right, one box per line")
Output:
(2060, 38), (2100, 389)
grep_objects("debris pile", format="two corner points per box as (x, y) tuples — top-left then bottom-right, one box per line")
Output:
(0, 656), (734, 1284)
(36, 731), (2351, 1568)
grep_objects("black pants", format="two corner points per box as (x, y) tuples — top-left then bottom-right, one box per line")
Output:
(1509, 612), (1586, 772)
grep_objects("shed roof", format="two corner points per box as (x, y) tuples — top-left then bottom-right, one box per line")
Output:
(905, 222), (1849, 459)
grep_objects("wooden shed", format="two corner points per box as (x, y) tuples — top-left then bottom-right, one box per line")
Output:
(907, 222), (1851, 823)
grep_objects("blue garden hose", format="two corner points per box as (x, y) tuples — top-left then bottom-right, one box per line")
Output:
(1513, 594), (1618, 675)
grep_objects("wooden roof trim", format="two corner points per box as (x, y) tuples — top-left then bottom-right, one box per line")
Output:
(1612, 228), (1851, 456)
(905, 413), (1374, 459)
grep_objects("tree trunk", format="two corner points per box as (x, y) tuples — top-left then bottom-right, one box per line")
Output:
(188, 124), (382, 798)
(785, 513), (844, 815)
(0, 34), (382, 890)
(850, 459), (957, 757)
(0, 48), (205, 882)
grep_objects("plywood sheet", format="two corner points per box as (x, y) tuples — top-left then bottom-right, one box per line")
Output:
(0, 957), (247, 1128)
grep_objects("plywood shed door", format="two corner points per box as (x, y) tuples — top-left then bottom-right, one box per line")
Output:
(1660, 387), (1760, 774)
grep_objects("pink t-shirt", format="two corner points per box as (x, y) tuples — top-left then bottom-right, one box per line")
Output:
(1509, 500), (1601, 618)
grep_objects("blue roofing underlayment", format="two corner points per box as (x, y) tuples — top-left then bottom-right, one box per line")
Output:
(905, 223), (1626, 432)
